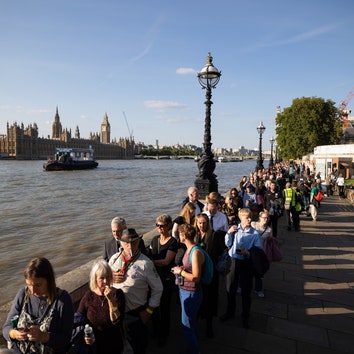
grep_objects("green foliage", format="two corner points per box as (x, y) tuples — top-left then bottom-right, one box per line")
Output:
(141, 146), (198, 156)
(275, 97), (342, 159)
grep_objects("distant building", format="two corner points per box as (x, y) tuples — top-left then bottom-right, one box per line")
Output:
(307, 144), (354, 179)
(0, 108), (134, 160)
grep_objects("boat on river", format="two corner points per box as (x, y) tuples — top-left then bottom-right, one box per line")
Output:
(217, 156), (242, 163)
(43, 147), (99, 171)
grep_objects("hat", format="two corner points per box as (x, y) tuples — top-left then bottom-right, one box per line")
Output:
(120, 228), (140, 243)
(246, 183), (252, 188)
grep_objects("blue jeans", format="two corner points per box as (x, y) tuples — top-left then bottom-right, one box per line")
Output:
(179, 287), (203, 354)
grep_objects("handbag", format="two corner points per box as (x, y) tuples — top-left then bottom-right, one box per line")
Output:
(215, 248), (231, 275)
(263, 237), (283, 263)
(315, 190), (324, 202)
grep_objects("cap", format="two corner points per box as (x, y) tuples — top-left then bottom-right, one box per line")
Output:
(120, 228), (140, 243)
(246, 183), (252, 188)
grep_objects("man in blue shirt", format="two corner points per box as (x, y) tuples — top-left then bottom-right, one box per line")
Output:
(220, 208), (263, 329)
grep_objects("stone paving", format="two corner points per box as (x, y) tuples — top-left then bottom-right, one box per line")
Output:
(147, 196), (354, 354)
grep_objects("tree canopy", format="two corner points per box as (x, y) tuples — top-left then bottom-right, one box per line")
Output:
(275, 97), (342, 160)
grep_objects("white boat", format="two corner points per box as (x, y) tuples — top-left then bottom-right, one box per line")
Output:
(217, 156), (242, 163)
(43, 147), (99, 171)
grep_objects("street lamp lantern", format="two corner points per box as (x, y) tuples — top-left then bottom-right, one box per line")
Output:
(269, 136), (275, 168)
(197, 54), (221, 89)
(256, 121), (266, 171)
(195, 53), (221, 198)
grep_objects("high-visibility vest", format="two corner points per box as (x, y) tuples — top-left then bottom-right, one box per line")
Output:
(283, 188), (296, 206)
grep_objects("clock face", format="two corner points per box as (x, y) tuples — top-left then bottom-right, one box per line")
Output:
(102, 126), (106, 132)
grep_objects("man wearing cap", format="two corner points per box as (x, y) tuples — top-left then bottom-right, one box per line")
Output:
(109, 228), (163, 354)
(103, 216), (127, 261)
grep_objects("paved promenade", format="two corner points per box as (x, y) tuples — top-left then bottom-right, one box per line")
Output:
(148, 196), (354, 354)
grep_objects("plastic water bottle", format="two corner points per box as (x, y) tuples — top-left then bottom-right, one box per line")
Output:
(84, 324), (95, 342)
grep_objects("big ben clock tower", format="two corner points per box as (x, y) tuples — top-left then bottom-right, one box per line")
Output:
(101, 113), (111, 143)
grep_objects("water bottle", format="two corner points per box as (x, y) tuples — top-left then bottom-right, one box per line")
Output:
(11, 315), (19, 328)
(175, 273), (184, 286)
(84, 324), (95, 342)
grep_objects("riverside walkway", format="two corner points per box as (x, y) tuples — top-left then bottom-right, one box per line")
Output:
(148, 196), (354, 354)
(1, 196), (353, 353)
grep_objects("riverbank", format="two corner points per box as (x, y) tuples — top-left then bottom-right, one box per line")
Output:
(1, 195), (354, 353)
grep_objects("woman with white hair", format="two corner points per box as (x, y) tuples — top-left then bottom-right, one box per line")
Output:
(77, 259), (125, 354)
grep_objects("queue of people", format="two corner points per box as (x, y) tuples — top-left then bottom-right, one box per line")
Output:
(3, 162), (346, 354)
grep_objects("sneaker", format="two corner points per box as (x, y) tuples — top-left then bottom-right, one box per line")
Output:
(255, 290), (265, 298)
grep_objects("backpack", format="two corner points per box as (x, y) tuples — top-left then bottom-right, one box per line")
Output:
(189, 245), (214, 285)
(315, 190), (324, 202)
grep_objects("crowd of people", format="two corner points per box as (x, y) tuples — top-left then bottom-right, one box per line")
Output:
(2, 160), (348, 354)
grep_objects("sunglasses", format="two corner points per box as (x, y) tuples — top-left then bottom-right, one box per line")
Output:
(156, 223), (167, 228)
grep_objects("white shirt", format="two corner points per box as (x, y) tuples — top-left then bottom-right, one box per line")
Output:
(109, 252), (163, 312)
(205, 210), (228, 232)
(337, 177), (345, 187)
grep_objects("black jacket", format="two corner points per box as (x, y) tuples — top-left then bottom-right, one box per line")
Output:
(179, 197), (204, 214)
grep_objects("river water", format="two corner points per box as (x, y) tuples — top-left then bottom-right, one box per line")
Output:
(0, 158), (255, 305)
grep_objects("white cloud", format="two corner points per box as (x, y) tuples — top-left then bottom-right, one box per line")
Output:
(176, 67), (197, 75)
(144, 100), (188, 110)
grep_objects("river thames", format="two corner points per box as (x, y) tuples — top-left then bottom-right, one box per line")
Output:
(0, 158), (255, 305)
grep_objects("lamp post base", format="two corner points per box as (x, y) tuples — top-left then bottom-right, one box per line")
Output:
(256, 159), (264, 172)
(194, 177), (218, 199)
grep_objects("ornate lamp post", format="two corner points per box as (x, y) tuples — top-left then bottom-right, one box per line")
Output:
(255, 121), (266, 171)
(195, 53), (221, 198)
(269, 136), (275, 168)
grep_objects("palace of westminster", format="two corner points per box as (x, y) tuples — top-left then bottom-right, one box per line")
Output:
(0, 108), (135, 159)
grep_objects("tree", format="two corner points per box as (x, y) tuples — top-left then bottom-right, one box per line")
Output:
(275, 97), (342, 159)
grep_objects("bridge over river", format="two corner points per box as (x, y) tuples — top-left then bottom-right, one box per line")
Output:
(135, 155), (196, 160)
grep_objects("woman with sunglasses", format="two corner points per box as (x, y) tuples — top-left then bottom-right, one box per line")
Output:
(148, 214), (178, 347)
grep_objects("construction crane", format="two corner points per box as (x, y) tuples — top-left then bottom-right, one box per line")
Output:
(338, 88), (354, 128)
(122, 111), (133, 140)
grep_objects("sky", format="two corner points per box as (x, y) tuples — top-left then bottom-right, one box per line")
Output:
(1, 0), (354, 151)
